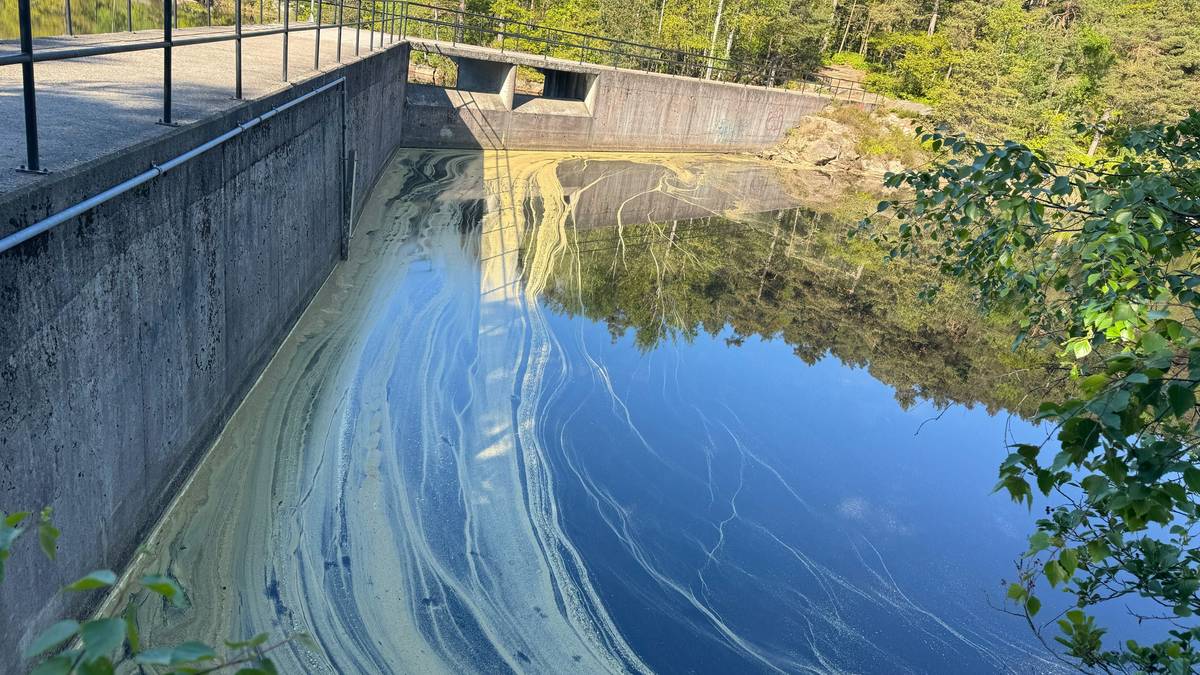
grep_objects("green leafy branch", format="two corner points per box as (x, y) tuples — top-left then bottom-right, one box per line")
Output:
(861, 110), (1200, 672)
(1, 509), (315, 675)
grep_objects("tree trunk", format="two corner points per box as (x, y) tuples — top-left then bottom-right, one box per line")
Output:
(1048, 55), (1064, 95)
(724, 25), (735, 60)
(821, 0), (838, 52)
(926, 0), (939, 36)
(1088, 109), (1112, 157)
(705, 0), (726, 79)
(838, 3), (857, 53)
(658, 0), (667, 35)
(858, 18), (871, 55)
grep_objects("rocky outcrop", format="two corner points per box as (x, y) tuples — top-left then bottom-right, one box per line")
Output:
(758, 107), (922, 175)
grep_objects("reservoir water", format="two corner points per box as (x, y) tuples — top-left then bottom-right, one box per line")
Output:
(118, 149), (1065, 673)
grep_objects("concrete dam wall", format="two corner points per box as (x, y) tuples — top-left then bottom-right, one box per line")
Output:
(400, 41), (834, 152)
(0, 43), (410, 664)
(0, 37), (832, 664)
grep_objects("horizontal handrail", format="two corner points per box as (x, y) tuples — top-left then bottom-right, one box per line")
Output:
(0, 18), (381, 66)
(399, 1), (876, 94)
(4, 0), (402, 172)
(0, 76), (346, 255)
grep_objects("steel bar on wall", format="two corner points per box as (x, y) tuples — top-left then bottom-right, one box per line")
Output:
(0, 77), (347, 256)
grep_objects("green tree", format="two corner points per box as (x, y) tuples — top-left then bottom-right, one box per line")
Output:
(863, 110), (1200, 671)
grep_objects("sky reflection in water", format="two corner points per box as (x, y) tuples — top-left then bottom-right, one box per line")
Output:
(118, 149), (1066, 674)
(530, 159), (1058, 673)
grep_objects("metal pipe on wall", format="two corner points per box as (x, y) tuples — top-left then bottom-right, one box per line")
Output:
(0, 77), (347, 257)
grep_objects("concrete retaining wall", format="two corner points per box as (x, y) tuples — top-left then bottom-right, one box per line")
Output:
(401, 44), (833, 152)
(0, 43), (410, 667)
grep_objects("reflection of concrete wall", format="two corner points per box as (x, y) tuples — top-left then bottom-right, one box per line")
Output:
(559, 159), (800, 228)
(401, 42), (831, 152)
(0, 44), (411, 666)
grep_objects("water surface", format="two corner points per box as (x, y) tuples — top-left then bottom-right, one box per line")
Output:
(118, 149), (1063, 673)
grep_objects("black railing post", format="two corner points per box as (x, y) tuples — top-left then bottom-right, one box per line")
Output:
(314, 0), (322, 69)
(16, 0), (43, 173)
(355, 0), (361, 54)
(336, 0), (343, 61)
(389, 0), (397, 42)
(173, 0), (178, 28)
(368, 0), (375, 49)
(161, 0), (174, 124)
(207, 0), (213, 26)
(259, 0), (263, 24)
(65, 0), (74, 35)
(282, 0), (289, 80)
(235, 0), (244, 97)
(385, 0), (392, 43)
(127, 0), (133, 30)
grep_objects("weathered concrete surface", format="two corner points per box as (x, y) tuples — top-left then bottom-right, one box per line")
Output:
(400, 39), (835, 152)
(0, 39), (409, 669)
(0, 23), (401, 194)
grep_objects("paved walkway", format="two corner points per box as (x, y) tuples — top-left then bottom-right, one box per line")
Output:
(0, 23), (398, 195)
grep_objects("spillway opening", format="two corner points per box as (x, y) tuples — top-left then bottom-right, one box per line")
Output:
(513, 66), (596, 115)
(408, 50), (459, 88)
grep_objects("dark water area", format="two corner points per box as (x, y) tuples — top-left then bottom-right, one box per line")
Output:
(122, 149), (1073, 673)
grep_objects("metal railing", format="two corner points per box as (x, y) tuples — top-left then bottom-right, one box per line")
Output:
(0, 76), (349, 256)
(2, 0), (881, 174)
(396, 1), (881, 103)
(4, 0), (406, 173)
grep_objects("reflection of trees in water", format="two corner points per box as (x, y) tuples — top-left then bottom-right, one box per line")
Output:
(537, 207), (1056, 417)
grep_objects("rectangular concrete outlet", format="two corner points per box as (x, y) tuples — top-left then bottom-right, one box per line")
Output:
(455, 56), (516, 108)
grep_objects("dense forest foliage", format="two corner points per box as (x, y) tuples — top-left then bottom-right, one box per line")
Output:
(477, 0), (1199, 159)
